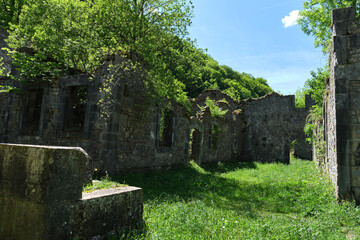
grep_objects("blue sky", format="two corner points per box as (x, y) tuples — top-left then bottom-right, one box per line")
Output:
(188, 0), (327, 94)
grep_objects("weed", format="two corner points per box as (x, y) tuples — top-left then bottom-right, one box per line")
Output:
(81, 159), (360, 239)
(83, 173), (127, 193)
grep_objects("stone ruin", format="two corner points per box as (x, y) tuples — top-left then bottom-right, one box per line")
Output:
(0, 22), (315, 239)
(0, 58), (314, 174)
(314, 7), (360, 202)
(0, 144), (143, 239)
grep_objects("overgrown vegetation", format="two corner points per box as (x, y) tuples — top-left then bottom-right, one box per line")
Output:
(0, 56), (13, 93)
(83, 173), (127, 193)
(103, 158), (360, 239)
(296, 1), (360, 148)
(299, 0), (359, 54)
(295, 67), (327, 146)
(198, 97), (228, 118)
(1, 0), (272, 107)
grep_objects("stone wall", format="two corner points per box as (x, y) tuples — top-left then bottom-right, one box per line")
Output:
(191, 90), (243, 164)
(0, 77), (312, 173)
(240, 93), (312, 163)
(319, 7), (360, 201)
(0, 30), (313, 173)
(0, 144), (143, 240)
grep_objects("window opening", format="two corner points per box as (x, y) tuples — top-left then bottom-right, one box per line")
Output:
(189, 128), (201, 161)
(22, 89), (43, 135)
(63, 85), (88, 134)
(210, 125), (220, 151)
(158, 108), (174, 148)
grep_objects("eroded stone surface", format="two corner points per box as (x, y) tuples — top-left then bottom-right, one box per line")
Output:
(317, 7), (360, 202)
(0, 28), (313, 173)
(0, 144), (143, 240)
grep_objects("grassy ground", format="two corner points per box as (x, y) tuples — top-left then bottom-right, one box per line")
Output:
(111, 158), (360, 240)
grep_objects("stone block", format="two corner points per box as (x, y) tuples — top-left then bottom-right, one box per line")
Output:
(352, 186), (360, 202)
(333, 36), (348, 64)
(0, 144), (88, 203)
(336, 139), (348, 156)
(351, 167), (360, 186)
(75, 187), (143, 238)
(348, 63), (360, 80)
(350, 33), (360, 49)
(337, 165), (352, 197)
(335, 79), (348, 94)
(336, 109), (349, 126)
(0, 144), (144, 240)
(332, 7), (356, 23)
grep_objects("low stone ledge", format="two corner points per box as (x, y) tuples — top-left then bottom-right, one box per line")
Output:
(0, 144), (143, 240)
(82, 186), (141, 200)
(73, 187), (143, 239)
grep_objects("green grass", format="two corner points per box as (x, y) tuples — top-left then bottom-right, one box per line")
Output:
(111, 158), (360, 239)
(83, 176), (127, 193)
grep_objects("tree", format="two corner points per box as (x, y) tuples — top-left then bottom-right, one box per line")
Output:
(7, 0), (193, 71)
(304, 67), (328, 105)
(299, 0), (358, 53)
(5, 0), (272, 107)
(0, 0), (25, 29)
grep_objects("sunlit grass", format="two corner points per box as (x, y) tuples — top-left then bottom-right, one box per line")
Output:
(112, 158), (360, 239)
(83, 176), (127, 193)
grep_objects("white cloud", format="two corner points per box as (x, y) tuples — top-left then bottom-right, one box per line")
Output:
(282, 10), (300, 28)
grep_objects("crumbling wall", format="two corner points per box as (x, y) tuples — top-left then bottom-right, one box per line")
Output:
(190, 90), (243, 164)
(94, 60), (191, 172)
(0, 144), (143, 240)
(321, 7), (360, 201)
(240, 93), (312, 163)
(0, 75), (102, 164)
(0, 55), (312, 173)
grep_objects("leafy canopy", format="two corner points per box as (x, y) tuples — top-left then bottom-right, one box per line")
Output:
(8, 0), (193, 72)
(0, 0), (25, 29)
(4, 0), (272, 107)
(299, 0), (359, 53)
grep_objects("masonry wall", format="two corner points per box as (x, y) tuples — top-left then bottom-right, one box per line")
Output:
(0, 28), (312, 173)
(0, 79), (312, 173)
(320, 7), (360, 201)
(240, 93), (312, 163)
(0, 144), (143, 239)
(191, 90), (243, 164)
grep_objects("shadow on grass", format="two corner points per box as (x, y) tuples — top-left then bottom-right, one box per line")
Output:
(113, 160), (322, 219)
(200, 160), (257, 174)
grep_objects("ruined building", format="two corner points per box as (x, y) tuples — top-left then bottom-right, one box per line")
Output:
(314, 7), (360, 202)
(0, 31), (313, 174)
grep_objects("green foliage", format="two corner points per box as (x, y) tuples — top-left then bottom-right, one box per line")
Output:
(304, 105), (323, 144)
(5, 49), (65, 83)
(197, 59), (273, 100)
(304, 67), (328, 106)
(299, 0), (358, 53)
(7, 0), (193, 72)
(0, 0), (25, 29)
(111, 158), (360, 239)
(0, 56), (15, 93)
(0, 57), (4, 76)
(297, 67), (328, 143)
(296, 67), (328, 108)
(198, 97), (228, 118)
(5, 0), (272, 109)
(83, 173), (127, 193)
(7, 0), (100, 72)
(295, 87), (306, 108)
(0, 85), (16, 93)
